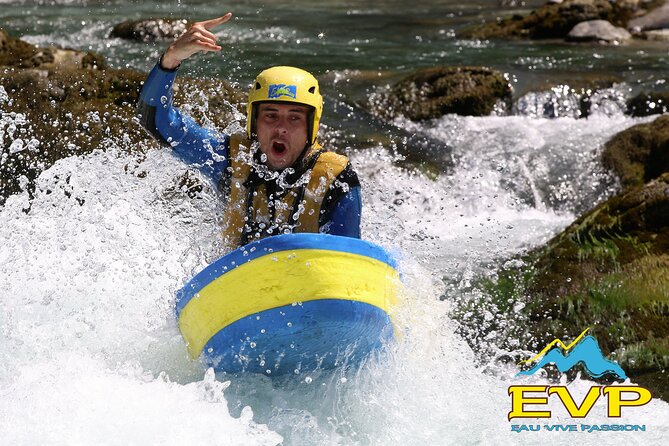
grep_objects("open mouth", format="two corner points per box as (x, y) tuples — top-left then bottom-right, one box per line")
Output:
(272, 141), (287, 155)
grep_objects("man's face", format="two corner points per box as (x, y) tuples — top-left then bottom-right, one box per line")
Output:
(256, 102), (310, 171)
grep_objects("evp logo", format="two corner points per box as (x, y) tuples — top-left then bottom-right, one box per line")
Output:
(268, 84), (297, 100)
(508, 328), (652, 421)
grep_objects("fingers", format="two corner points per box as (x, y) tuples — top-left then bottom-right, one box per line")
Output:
(200, 13), (233, 31)
(197, 27), (218, 41)
(183, 34), (221, 54)
(194, 39), (221, 52)
(190, 31), (218, 47)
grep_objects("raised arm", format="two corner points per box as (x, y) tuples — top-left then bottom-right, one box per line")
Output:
(136, 13), (233, 185)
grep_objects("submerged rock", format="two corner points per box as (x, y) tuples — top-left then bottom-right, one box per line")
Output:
(110, 18), (189, 42)
(626, 91), (669, 116)
(513, 77), (626, 118)
(368, 66), (512, 121)
(567, 19), (632, 42)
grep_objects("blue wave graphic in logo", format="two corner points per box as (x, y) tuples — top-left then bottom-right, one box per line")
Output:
(517, 336), (627, 380)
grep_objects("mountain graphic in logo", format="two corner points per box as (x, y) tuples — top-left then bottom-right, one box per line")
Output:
(517, 328), (627, 380)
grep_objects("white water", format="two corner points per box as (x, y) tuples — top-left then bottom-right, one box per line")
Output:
(1, 85), (668, 444)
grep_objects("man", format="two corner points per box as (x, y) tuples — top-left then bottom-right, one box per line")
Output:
(136, 13), (361, 251)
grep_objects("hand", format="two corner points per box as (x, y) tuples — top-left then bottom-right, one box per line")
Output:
(161, 13), (233, 70)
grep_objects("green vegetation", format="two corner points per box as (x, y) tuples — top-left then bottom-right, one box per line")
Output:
(451, 173), (669, 400)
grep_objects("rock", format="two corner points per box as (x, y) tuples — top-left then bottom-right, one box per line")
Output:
(628, 2), (669, 31)
(627, 91), (669, 116)
(0, 29), (245, 206)
(0, 66), (151, 204)
(463, 171), (669, 398)
(460, 0), (666, 40)
(0, 28), (38, 67)
(110, 18), (189, 42)
(460, 0), (615, 39)
(368, 66), (512, 121)
(522, 172), (669, 388)
(0, 27), (105, 70)
(453, 114), (669, 400)
(639, 28), (669, 39)
(567, 19), (632, 42)
(514, 77), (625, 118)
(499, 0), (529, 7)
(601, 115), (669, 189)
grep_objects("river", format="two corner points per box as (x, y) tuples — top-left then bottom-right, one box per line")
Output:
(1, 0), (668, 444)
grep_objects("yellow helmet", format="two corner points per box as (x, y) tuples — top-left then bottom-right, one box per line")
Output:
(246, 66), (323, 144)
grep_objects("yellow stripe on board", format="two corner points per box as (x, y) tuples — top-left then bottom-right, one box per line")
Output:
(178, 249), (400, 358)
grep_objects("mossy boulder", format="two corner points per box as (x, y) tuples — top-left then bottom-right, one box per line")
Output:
(455, 115), (669, 399)
(110, 18), (189, 42)
(0, 28), (38, 66)
(368, 66), (512, 121)
(0, 66), (153, 204)
(459, 173), (669, 399)
(461, 0), (614, 39)
(601, 115), (669, 189)
(0, 29), (245, 206)
(522, 172), (669, 397)
(459, 0), (664, 40)
(1, 27), (105, 70)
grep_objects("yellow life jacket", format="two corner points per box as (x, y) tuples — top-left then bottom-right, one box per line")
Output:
(221, 134), (349, 249)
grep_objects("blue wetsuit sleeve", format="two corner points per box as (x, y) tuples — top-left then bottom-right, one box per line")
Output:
(136, 63), (229, 184)
(324, 186), (362, 238)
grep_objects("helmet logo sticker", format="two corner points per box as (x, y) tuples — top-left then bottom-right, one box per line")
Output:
(268, 84), (297, 100)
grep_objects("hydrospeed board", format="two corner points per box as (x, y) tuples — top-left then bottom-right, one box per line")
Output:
(175, 233), (400, 375)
